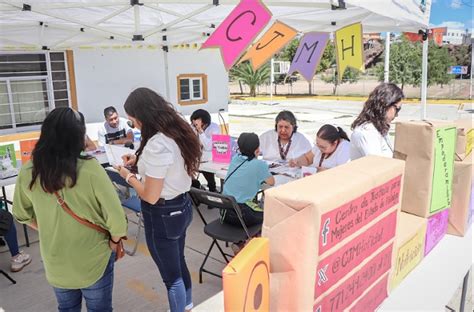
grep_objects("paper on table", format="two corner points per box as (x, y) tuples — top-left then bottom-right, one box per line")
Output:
(105, 144), (133, 166)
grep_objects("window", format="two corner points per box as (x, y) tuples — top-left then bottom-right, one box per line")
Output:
(0, 52), (70, 133)
(177, 74), (208, 105)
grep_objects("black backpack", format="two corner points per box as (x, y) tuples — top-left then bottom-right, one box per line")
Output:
(0, 209), (13, 237)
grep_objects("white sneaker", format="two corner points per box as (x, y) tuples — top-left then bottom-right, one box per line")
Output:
(10, 251), (32, 272)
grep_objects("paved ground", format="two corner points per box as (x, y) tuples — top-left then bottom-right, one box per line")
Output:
(229, 78), (472, 99)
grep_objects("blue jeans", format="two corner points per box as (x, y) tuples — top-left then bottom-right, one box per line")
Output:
(53, 251), (115, 312)
(141, 193), (193, 312)
(4, 221), (19, 257)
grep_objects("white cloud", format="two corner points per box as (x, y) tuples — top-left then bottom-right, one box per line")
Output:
(433, 21), (466, 29)
(450, 0), (462, 9)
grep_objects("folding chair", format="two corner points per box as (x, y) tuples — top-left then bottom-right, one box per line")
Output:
(105, 169), (143, 256)
(189, 187), (262, 283)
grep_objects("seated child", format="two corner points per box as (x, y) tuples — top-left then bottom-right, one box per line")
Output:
(222, 132), (275, 228)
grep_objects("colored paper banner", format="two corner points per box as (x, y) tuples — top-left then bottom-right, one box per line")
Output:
(318, 175), (402, 255)
(287, 32), (329, 82)
(425, 209), (449, 255)
(201, 0), (272, 70)
(223, 238), (270, 312)
(314, 210), (397, 298)
(391, 223), (426, 289)
(212, 134), (232, 163)
(335, 23), (364, 81)
(20, 139), (38, 164)
(313, 244), (393, 312)
(430, 127), (456, 213)
(240, 21), (297, 71)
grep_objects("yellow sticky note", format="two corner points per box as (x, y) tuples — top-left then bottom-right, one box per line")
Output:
(390, 223), (426, 290)
(466, 129), (473, 156)
(335, 23), (365, 81)
(240, 21), (297, 71)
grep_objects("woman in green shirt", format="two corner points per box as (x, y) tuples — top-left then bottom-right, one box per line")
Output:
(13, 107), (127, 312)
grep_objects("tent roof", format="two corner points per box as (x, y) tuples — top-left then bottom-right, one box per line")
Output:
(0, 0), (432, 50)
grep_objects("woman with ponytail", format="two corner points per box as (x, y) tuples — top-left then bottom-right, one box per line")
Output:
(222, 132), (275, 228)
(289, 124), (351, 172)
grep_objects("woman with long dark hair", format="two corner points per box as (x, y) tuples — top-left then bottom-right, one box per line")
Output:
(13, 107), (127, 311)
(350, 83), (404, 160)
(289, 124), (351, 171)
(116, 87), (201, 312)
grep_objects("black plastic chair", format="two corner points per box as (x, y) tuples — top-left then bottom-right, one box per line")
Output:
(0, 210), (16, 284)
(189, 187), (261, 283)
(105, 168), (143, 256)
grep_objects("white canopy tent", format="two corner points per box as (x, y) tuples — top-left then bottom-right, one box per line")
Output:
(0, 0), (432, 117)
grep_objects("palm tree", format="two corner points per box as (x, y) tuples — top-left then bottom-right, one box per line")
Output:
(230, 62), (271, 97)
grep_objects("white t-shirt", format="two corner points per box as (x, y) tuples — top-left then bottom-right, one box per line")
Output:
(137, 133), (191, 200)
(259, 130), (312, 162)
(311, 139), (351, 169)
(97, 117), (132, 145)
(199, 122), (221, 152)
(350, 123), (393, 160)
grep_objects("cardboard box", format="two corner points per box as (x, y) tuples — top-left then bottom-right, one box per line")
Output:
(262, 156), (405, 311)
(347, 273), (390, 312)
(394, 121), (457, 218)
(390, 212), (427, 291)
(448, 155), (473, 236)
(222, 238), (270, 312)
(455, 118), (473, 161)
(424, 209), (449, 255)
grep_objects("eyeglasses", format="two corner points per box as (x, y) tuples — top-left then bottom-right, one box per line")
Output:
(392, 104), (402, 115)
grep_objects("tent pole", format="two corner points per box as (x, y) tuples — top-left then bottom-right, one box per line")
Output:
(163, 48), (171, 101)
(470, 40), (473, 100)
(384, 32), (390, 83)
(134, 4), (141, 35)
(421, 35), (428, 120)
(270, 58), (274, 104)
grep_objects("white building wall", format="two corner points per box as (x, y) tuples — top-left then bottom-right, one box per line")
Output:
(73, 47), (229, 123)
(442, 28), (465, 45)
(166, 48), (229, 116)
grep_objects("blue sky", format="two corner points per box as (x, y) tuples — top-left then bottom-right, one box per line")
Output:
(430, 0), (473, 30)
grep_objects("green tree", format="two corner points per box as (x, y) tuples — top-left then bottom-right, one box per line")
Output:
(376, 37), (454, 89)
(280, 38), (300, 61)
(321, 42), (361, 94)
(428, 40), (454, 86)
(229, 61), (271, 97)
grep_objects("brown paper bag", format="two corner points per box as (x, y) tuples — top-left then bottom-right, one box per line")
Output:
(447, 155), (473, 236)
(455, 118), (473, 161)
(262, 156), (405, 311)
(394, 121), (457, 218)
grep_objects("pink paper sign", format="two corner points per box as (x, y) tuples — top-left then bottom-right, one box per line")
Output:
(318, 175), (402, 255)
(212, 134), (232, 163)
(349, 274), (389, 312)
(201, 0), (272, 70)
(425, 209), (449, 255)
(313, 244), (393, 312)
(314, 210), (397, 298)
